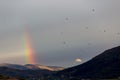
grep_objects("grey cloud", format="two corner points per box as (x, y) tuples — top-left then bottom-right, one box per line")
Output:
(0, 0), (120, 67)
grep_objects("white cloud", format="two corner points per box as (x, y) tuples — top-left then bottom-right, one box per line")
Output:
(75, 58), (82, 62)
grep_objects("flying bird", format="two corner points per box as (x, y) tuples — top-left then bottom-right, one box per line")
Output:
(92, 9), (95, 12)
(104, 30), (106, 32)
(65, 17), (69, 21)
(63, 41), (66, 45)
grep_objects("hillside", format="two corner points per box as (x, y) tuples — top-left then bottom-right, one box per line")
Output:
(0, 64), (63, 78)
(57, 46), (120, 79)
(0, 75), (22, 80)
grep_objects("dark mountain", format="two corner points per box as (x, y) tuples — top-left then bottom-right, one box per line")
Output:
(57, 46), (120, 79)
(0, 63), (64, 71)
(0, 67), (53, 78)
(0, 63), (28, 70)
(25, 64), (64, 71)
(0, 64), (64, 78)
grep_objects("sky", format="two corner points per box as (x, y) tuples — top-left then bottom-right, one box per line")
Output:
(0, 0), (120, 67)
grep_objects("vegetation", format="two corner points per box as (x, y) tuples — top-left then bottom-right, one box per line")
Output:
(0, 75), (26, 80)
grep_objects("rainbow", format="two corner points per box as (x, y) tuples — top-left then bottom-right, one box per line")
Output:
(24, 27), (35, 64)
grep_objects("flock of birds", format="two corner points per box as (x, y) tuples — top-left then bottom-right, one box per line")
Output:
(58, 8), (120, 63)
(60, 8), (120, 46)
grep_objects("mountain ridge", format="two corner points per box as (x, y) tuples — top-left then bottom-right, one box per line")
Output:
(57, 46), (120, 79)
(0, 63), (64, 71)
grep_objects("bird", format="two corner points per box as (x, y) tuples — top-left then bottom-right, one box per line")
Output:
(65, 17), (69, 21)
(92, 9), (95, 12)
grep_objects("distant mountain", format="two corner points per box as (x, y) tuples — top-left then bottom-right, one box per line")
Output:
(0, 63), (28, 70)
(25, 64), (64, 71)
(0, 67), (52, 78)
(0, 63), (64, 78)
(57, 46), (120, 79)
(0, 63), (64, 71)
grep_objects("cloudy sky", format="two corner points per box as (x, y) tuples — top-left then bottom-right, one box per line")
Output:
(0, 0), (120, 67)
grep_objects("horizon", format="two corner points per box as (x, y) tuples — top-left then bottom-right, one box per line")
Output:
(0, 0), (120, 67)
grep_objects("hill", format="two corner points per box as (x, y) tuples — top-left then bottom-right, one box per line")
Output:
(0, 64), (64, 78)
(57, 46), (120, 79)
(0, 63), (64, 71)
(0, 75), (23, 80)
